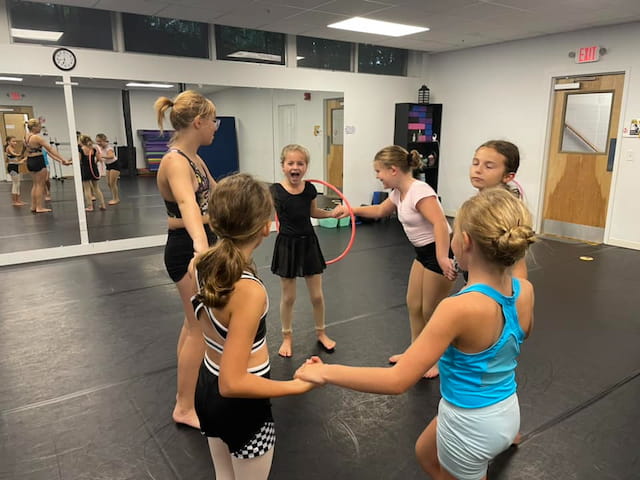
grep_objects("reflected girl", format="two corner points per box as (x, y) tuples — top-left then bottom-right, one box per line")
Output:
(95, 133), (120, 205)
(24, 118), (71, 213)
(4, 136), (25, 206)
(78, 135), (106, 211)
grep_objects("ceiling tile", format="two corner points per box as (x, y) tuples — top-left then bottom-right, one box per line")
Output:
(260, 0), (334, 8)
(313, 0), (395, 17)
(96, 0), (170, 16)
(215, 4), (304, 29)
(154, 5), (229, 23)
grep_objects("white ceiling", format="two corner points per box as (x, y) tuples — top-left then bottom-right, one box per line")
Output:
(21, 0), (640, 53)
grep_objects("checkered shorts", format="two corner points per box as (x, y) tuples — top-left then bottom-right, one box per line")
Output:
(231, 421), (276, 459)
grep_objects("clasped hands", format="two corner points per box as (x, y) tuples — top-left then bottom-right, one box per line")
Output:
(294, 356), (327, 386)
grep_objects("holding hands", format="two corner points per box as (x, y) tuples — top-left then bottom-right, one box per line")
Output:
(333, 204), (350, 219)
(295, 356), (327, 386)
(438, 257), (457, 281)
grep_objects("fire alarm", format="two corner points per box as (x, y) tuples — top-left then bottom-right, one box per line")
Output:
(304, 92), (311, 101)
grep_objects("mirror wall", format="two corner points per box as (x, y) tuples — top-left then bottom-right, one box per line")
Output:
(70, 78), (344, 243)
(0, 74), (80, 254)
(1, 73), (343, 254)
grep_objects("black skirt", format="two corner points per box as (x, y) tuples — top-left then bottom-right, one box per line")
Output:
(271, 233), (326, 278)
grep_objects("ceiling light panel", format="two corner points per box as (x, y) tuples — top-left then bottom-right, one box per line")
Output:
(328, 17), (428, 37)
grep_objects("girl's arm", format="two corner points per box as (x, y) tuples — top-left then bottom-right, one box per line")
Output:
(310, 199), (338, 219)
(296, 298), (461, 393)
(338, 198), (396, 219)
(102, 147), (115, 161)
(165, 152), (209, 254)
(416, 196), (456, 280)
(39, 138), (71, 165)
(219, 280), (315, 398)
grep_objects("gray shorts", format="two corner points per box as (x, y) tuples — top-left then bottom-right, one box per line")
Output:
(437, 393), (520, 480)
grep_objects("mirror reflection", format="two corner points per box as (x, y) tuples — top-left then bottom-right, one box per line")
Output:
(68, 77), (343, 243)
(0, 73), (79, 254)
(561, 92), (613, 153)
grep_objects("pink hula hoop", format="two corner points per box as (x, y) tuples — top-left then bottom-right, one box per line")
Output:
(274, 179), (356, 265)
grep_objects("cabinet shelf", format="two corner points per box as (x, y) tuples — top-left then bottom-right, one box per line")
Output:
(394, 103), (442, 191)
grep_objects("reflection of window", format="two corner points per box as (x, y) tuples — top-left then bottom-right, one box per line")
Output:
(561, 92), (613, 153)
(123, 14), (209, 58)
(358, 44), (407, 76)
(9, 0), (112, 50)
(215, 26), (285, 65)
(297, 36), (352, 71)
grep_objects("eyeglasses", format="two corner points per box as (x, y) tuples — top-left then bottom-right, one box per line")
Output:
(214, 119), (221, 129)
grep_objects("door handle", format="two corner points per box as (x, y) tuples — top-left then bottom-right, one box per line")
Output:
(607, 138), (616, 172)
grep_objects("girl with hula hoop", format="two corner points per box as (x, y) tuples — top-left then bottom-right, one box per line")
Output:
(78, 135), (106, 211)
(270, 144), (342, 358)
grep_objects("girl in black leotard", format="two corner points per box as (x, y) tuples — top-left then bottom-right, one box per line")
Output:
(155, 90), (219, 429)
(24, 118), (71, 213)
(78, 135), (106, 211)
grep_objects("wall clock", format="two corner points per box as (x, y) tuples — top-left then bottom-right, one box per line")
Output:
(52, 48), (77, 71)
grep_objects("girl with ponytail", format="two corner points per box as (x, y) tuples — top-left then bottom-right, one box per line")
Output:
(336, 145), (456, 378)
(155, 90), (219, 429)
(192, 174), (315, 480)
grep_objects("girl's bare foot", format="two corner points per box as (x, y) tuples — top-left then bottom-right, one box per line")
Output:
(45, 196), (52, 201)
(278, 335), (293, 357)
(424, 364), (439, 379)
(108, 199), (120, 205)
(35, 208), (52, 213)
(172, 406), (200, 430)
(85, 207), (94, 212)
(512, 432), (522, 446)
(100, 205), (107, 210)
(12, 202), (25, 206)
(316, 331), (336, 353)
(389, 353), (402, 364)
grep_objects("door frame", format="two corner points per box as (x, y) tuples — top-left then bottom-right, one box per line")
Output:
(324, 97), (344, 195)
(536, 66), (631, 246)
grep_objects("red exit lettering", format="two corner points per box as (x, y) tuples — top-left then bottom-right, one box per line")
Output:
(576, 45), (599, 63)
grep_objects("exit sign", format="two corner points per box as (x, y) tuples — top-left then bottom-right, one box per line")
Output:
(576, 45), (600, 64)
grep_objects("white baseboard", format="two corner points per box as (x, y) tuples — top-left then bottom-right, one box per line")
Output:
(606, 237), (640, 251)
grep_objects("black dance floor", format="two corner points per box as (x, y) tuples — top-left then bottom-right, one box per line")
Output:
(0, 221), (638, 479)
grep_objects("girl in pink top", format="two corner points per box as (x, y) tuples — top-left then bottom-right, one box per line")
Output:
(337, 145), (456, 378)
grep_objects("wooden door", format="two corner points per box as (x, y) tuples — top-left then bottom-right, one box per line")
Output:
(325, 98), (344, 192)
(542, 74), (624, 242)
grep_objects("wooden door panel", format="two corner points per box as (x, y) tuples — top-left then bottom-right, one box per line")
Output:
(543, 74), (624, 230)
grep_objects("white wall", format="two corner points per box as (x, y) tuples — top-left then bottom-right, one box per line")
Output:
(0, 36), (422, 208)
(210, 87), (340, 183)
(427, 21), (640, 249)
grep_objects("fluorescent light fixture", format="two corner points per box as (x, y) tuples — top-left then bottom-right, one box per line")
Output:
(11, 28), (63, 41)
(0, 76), (23, 82)
(328, 17), (429, 37)
(0, 108), (15, 112)
(554, 82), (581, 90)
(296, 56), (305, 60)
(126, 82), (175, 89)
(55, 81), (79, 86)
(227, 51), (281, 62)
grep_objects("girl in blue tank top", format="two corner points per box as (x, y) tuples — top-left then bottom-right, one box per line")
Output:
(296, 187), (536, 480)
